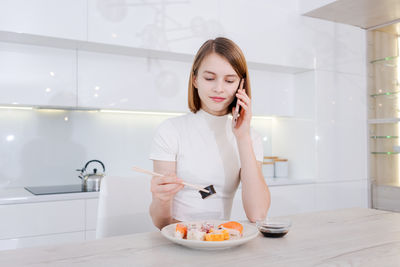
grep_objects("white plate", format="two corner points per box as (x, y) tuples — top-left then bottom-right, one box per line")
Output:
(161, 220), (259, 250)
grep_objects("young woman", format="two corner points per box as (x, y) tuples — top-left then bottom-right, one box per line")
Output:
(149, 37), (270, 230)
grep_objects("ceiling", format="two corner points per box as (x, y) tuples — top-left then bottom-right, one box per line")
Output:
(304, 0), (400, 30)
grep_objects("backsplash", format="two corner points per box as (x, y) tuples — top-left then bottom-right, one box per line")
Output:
(0, 109), (274, 188)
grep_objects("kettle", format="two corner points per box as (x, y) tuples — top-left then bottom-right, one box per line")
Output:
(76, 160), (106, 191)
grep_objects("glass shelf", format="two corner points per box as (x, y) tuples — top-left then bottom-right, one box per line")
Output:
(370, 136), (399, 139)
(370, 91), (400, 97)
(370, 56), (398, 65)
(371, 152), (400, 155)
(368, 118), (400, 124)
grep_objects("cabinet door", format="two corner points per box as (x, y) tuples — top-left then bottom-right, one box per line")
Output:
(0, 200), (85, 240)
(268, 184), (315, 217)
(0, 232), (85, 251)
(232, 184), (316, 220)
(251, 69), (294, 116)
(87, 0), (221, 54)
(86, 198), (99, 231)
(219, 0), (314, 69)
(315, 180), (368, 211)
(0, 0), (87, 40)
(77, 50), (190, 112)
(0, 42), (77, 107)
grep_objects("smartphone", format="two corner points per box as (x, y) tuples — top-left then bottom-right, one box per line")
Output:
(232, 78), (243, 127)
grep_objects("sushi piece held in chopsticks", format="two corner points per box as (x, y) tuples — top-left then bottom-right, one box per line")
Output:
(199, 185), (216, 199)
(132, 166), (216, 199)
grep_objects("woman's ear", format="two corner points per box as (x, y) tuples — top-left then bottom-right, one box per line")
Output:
(193, 75), (198, 89)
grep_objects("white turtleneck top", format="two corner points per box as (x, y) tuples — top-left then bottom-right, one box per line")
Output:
(149, 109), (263, 221)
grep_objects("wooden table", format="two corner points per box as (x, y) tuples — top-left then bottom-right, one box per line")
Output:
(1, 208), (400, 267)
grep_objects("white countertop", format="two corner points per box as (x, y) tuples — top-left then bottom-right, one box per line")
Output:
(0, 208), (398, 267)
(0, 178), (313, 205)
(0, 187), (99, 205)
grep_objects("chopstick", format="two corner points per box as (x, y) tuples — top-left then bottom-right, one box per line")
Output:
(132, 166), (210, 193)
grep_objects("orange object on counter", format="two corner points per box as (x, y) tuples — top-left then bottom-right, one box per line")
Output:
(218, 221), (243, 234)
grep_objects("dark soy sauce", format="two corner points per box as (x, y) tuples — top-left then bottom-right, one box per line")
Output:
(260, 230), (288, 238)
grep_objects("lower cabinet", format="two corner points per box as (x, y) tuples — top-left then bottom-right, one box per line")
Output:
(0, 198), (98, 251)
(231, 184), (316, 221)
(0, 232), (85, 251)
(231, 180), (368, 221)
(0, 181), (367, 250)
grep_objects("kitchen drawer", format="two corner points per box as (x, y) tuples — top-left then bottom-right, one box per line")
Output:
(0, 231), (85, 251)
(0, 200), (85, 239)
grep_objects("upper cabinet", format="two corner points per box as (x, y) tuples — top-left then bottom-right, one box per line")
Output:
(0, 0), (87, 40)
(0, 0), (316, 116)
(0, 42), (77, 107)
(77, 51), (190, 112)
(87, 0), (222, 54)
(218, 0), (315, 70)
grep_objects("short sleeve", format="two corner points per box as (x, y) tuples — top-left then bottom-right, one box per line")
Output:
(149, 119), (179, 161)
(251, 128), (264, 162)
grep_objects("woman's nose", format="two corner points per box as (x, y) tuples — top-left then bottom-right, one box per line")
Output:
(213, 80), (224, 93)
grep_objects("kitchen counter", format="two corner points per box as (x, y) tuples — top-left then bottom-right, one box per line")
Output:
(0, 187), (99, 205)
(0, 178), (313, 205)
(0, 208), (398, 267)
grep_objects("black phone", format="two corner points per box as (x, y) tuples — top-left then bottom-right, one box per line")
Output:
(232, 78), (243, 127)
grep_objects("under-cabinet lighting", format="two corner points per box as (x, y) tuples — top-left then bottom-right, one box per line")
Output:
(100, 109), (185, 116)
(252, 115), (275, 120)
(0, 106), (32, 110)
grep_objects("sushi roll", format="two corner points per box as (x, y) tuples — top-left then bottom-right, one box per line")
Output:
(205, 232), (225, 241)
(201, 222), (214, 233)
(187, 229), (206, 241)
(218, 221), (243, 239)
(175, 223), (187, 239)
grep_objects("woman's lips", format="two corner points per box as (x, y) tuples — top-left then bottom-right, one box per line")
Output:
(210, 96), (226, 103)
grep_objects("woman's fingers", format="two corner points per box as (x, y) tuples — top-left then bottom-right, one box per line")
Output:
(236, 89), (250, 105)
(153, 175), (182, 185)
(237, 99), (248, 111)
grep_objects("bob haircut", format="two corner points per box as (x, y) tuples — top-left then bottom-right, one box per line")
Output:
(188, 37), (251, 114)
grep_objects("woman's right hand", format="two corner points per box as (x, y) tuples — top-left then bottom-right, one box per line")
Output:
(150, 173), (184, 203)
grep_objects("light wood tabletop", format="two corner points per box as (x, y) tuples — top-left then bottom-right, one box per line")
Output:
(1, 208), (400, 267)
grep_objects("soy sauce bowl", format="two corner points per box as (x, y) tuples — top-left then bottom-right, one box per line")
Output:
(256, 218), (291, 238)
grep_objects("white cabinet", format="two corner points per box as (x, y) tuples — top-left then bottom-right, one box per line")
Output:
(231, 184), (315, 220)
(0, 232), (85, 251)
(315, 180), (368, 211)
(0, 0), (87, 40)
(231, 181), (368, 220)
(0, 42), (77, 107)
(218, 0), (314, 69)
(0, 200), (85, 240)
(251, 70), (294, 117)
(87, 0), (221, 54)
(77, 51), (190, 112)
(0, 198), (100, 251)
(86, 198), (99, 231)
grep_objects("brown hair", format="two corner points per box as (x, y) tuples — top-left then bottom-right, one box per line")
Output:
(188, 37), (251, 113)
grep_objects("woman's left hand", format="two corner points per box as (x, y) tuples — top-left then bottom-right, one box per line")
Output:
(232, 79), (252, 139)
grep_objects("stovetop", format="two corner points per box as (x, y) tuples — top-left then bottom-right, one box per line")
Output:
(24, 184), (97, 195)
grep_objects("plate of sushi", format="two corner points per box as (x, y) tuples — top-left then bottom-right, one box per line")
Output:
(161, 220), (259, 250)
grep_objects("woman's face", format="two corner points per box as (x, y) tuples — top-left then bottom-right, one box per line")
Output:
(193, 53), (240, 116)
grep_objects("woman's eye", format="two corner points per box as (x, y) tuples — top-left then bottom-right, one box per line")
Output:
(205, 78), (214, 81)
(226, 80), (235, 83)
